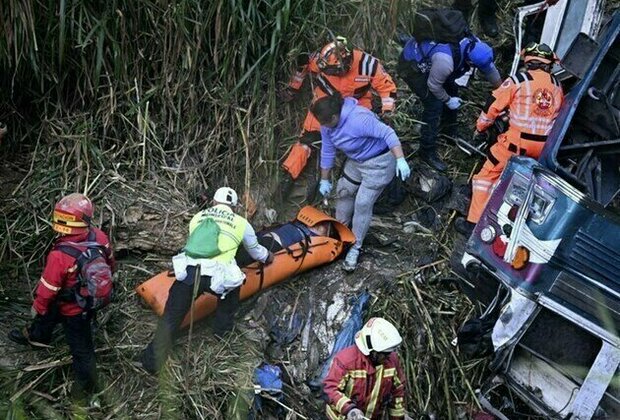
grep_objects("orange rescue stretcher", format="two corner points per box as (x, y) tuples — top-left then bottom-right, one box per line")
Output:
(136, 206), (355, 327)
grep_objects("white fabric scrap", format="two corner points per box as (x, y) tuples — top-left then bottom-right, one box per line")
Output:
(171, 252), (246, 298)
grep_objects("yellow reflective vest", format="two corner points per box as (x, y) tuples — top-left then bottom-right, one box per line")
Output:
(189, 204), (247, 264)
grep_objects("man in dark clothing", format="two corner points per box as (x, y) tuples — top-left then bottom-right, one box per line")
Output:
(453, 0), (562, 39)
(454, 0), (499, 37)
(398, 36), (501, 171)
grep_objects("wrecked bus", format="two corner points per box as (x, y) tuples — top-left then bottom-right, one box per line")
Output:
(459, 8), (620, 420)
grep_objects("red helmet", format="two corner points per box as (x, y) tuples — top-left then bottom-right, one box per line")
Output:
(316, 36), (353, 76)
(52, 193), (94, 235)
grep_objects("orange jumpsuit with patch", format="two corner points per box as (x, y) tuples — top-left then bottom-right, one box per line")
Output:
(467, 69), (564, 223)
(282, 49), (397, 179)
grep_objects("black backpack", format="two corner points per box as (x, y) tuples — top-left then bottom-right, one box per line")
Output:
(56, 231), (114, 311)
(374, 176), (407, 215)
(412, 8), (470, 44)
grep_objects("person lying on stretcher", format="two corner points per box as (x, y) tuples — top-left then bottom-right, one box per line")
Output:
(236, 220), (333, 266)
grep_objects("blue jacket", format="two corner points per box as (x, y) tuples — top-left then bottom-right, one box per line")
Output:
(402, 36), (495, 77)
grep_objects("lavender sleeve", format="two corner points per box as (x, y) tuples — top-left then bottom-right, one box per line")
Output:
(355, 113), (401, 149)
(320, 127), (337, 170)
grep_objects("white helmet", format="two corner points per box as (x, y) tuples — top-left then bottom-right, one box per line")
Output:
(213, 187), (238, 207)
(354, 317), (402, 356)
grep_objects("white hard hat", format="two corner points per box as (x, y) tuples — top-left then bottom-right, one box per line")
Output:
(354, 317), (402, 356)
(213, 187), (238, 206)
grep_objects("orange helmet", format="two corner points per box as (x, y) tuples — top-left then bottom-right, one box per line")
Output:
(521, 42), (557, 65)
(316, 36), (352, 76)
(52, 193), (94, 235)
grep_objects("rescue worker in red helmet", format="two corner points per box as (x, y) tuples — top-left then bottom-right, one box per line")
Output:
(280, 36), (397, 200)
(8, 193), (115, 400)
(456, 42), (564, 235)
(323, 318), (408, 420)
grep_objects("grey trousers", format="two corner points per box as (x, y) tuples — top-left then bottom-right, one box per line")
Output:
(335, 151), (396, 250)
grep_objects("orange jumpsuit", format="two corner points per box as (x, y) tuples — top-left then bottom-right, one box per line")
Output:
(467, 69), (564, 223)
(282, 49), (397, 179)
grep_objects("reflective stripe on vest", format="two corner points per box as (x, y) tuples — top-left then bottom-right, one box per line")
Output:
(508, 70), (562, 135)
(189, 204), (246, 264)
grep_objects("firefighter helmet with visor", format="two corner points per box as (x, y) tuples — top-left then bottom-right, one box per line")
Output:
(354, 317), (402, 356)
(316, 36), (353, 76)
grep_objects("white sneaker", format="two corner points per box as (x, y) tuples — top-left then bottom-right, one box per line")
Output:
(343, 248), (360, 272)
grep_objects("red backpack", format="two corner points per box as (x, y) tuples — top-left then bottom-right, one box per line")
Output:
(56, 230), (114, 311)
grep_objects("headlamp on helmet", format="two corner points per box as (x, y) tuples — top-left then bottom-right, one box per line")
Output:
(316, 36), (352, 76)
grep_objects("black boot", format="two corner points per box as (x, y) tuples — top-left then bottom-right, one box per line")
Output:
(8, 328), (50, 348)
(455, 217), (476, 236)
(419, 150), (448, 172)
(480, 13), (499, 38)
(273, 171), (295, 205)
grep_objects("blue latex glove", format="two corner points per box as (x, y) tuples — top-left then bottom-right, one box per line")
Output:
(445, 97), (463, 110)
(319, 179), (332, 196)
(396, 157), (411, 181)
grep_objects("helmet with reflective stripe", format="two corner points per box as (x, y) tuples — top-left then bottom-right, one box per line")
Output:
(354, 317), (402, 356)
(522, 42), (556, 64)
(316, 36), (353, 76)
(52, 193), (94, 235)
(213, 187), (238, 207)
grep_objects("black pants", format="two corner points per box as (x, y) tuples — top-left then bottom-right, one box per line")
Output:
(141, 266), (240, 373)
(28, 305), (97, 396)
(453, 0), (498, 20)
(400, 71), (459, 155)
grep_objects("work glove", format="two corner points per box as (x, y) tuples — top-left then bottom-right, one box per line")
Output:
(346, 408), (365, 420)
(264, 252), (275, 266)
(395, 157), (411, 181)
(30, 306), (38, 319)
(445, 97), (463, 110)
(319, 179), (332, 197)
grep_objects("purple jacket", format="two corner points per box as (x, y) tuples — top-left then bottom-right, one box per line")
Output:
(320, 98), (401, 170)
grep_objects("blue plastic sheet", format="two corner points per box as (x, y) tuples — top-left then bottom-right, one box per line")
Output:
(309, 291), (371, 390)
(252, 363), (284, 416)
